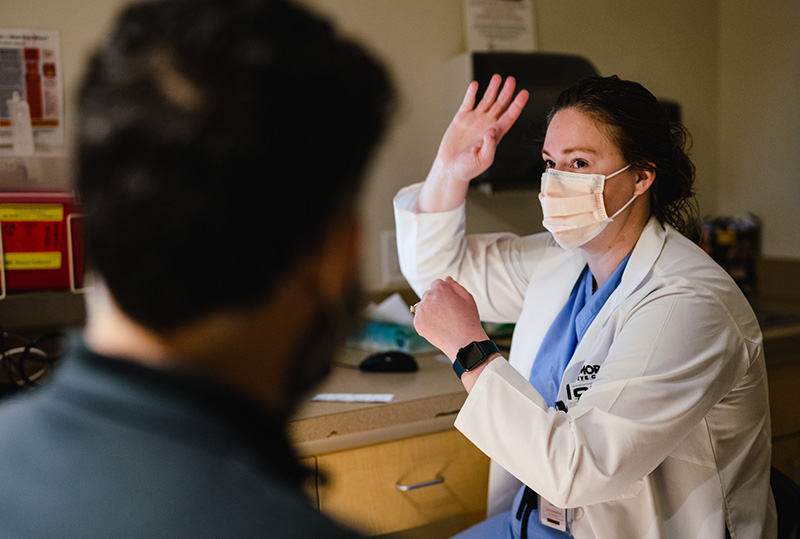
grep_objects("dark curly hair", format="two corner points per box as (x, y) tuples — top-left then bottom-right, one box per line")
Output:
(548, 75), (698, 236)
(77, 0), (394, 331)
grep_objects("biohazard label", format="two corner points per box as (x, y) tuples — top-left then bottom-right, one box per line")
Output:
(1, 204), (63, 270)
(3, 251), (62, 270)
(0, 204), (64, 222)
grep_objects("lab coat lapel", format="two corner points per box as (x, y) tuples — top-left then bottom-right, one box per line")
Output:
(559, 218), (668, 395)
(612, 217), (668, 310)
(509, 239), (586, 377)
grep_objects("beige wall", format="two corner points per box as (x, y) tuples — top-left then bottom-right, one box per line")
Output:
(1, 0), (797, 293)
(717, 0), (800, 259)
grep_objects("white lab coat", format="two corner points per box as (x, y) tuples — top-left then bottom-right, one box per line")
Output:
(394, 183), (777, 539)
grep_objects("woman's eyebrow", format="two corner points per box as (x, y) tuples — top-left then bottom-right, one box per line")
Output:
(542, 147), (599, 157)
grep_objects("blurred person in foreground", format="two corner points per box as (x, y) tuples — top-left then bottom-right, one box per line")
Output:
(0, 0), (393, 537)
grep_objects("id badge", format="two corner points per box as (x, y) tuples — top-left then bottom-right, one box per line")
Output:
(538, 494), (572, 533)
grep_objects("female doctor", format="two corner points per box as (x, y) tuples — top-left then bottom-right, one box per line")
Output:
(394, 74), (777, 538)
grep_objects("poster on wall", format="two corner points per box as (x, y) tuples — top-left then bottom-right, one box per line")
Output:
(463, 0), (536, 52)
(0, 29), (64, 147)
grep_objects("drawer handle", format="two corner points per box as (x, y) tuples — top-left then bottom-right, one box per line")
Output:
(395, 475), (444, 491)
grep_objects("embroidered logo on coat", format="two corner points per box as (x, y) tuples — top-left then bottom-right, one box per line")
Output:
(577, 363), (600, 382)
(558, 364), (601, 409)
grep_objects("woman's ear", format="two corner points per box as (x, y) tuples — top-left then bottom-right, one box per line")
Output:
(633, 164), (656, 196)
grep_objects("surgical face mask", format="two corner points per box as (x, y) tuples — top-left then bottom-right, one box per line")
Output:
(539, 164), (636, 250)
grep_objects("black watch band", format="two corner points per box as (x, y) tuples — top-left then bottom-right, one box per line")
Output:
(453, 340), (499, 379)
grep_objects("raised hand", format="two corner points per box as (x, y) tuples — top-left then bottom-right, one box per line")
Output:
(416, 75), (529, 213)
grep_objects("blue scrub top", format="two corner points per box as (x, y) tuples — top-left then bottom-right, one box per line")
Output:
(529, 254), (631, 407)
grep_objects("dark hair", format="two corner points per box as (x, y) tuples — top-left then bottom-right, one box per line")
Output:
(547, 75), (697, 236)
(77, 0), (394, 330)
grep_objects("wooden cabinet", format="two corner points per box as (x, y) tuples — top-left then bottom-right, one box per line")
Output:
(762, 317), (800, 485)
(305, 428), (489, 538)
(767, 359), (800, 484)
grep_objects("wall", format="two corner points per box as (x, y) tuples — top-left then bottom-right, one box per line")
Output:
(1, 0), (797, 295)
(717, 0), (800, 260)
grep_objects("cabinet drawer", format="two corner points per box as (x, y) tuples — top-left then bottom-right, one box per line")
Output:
(316, 429), (489, 536)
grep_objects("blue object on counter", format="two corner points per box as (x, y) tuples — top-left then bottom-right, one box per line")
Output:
(348, 321), (435, 354)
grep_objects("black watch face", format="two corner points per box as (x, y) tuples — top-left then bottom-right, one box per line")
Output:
(459, 342), (486, 370)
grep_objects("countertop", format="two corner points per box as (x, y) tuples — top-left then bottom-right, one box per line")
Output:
(288, 347), (467, 457)
(288, 302), (800, 457)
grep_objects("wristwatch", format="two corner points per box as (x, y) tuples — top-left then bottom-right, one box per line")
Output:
(453, 340), (499, 379)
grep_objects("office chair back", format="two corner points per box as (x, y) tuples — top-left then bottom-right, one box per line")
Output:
(772, 467), (800, 539)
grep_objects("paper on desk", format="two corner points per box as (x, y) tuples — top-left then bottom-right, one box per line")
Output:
(363, 293), (414, 326)
(350, 293), (435, 353)
(312, 393), (394, 403)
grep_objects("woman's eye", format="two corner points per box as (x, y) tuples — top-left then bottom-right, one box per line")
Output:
(543, 159), (555, 169)
(572, 159), (589, 169)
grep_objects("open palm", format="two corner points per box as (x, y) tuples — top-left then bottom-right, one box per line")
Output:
(436, 74), (529, 183)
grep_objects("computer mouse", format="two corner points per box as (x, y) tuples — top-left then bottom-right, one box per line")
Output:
(359, 350), (418, 373)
